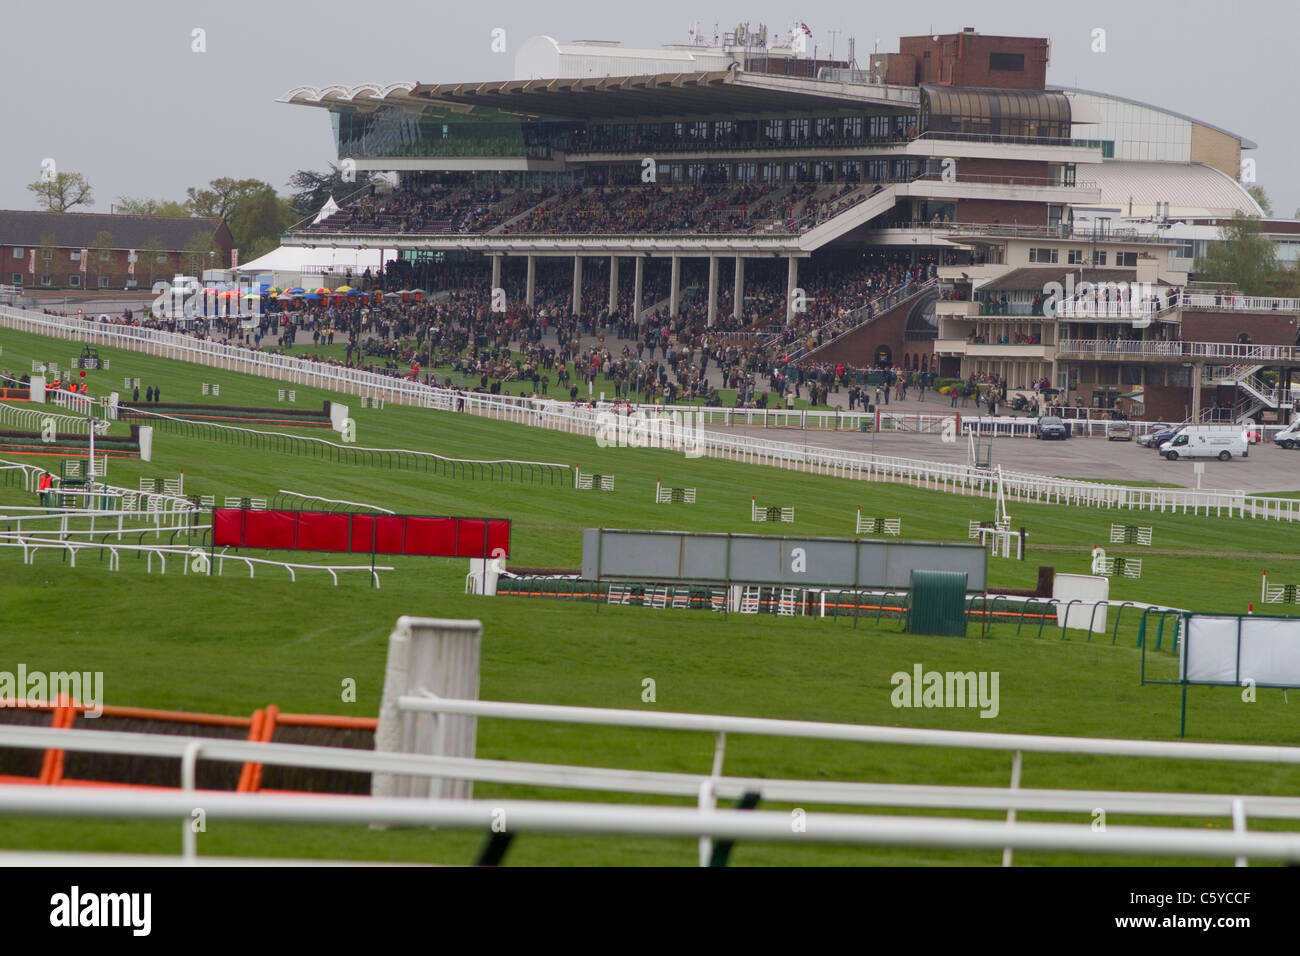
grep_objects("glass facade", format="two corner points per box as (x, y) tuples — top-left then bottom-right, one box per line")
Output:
(920, 87), (1071, 140)
(1068, 93), (1191, 162)
(335, 106), (568, 159)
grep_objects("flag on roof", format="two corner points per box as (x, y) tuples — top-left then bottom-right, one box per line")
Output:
(800, 22), (812, 35)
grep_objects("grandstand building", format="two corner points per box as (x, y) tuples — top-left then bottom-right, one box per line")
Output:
(282, 26), (1299, 424)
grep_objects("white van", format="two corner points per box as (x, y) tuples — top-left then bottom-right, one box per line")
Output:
(1160, 425), (1249, 461)
(1274, 421), (1300, 450)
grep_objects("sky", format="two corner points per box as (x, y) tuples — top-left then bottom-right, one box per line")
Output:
(2, 0), (1296, 217)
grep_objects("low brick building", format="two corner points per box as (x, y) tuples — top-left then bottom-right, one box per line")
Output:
(0, 210), (232, 292)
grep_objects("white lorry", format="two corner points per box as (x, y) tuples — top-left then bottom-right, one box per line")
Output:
(1160, 425), (1249, 461)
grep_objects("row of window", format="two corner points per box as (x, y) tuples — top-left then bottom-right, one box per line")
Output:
(9, 274), (114, 288)
(1028, 248), (1139, 267)
(653, 157), (917, 184)
(8, 247), (169, 263)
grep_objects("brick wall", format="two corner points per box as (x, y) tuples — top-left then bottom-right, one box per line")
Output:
(1181, 310), (1300, 346)
(953, 200), (1048, 225)
(900, 33), (1049, 90)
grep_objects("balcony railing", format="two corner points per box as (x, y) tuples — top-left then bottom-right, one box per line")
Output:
(910, 172), (1097, 190)
(1057, 339), (1300, 362)
(865, 221), (1186, 244)
(911, 130), (1096, 149)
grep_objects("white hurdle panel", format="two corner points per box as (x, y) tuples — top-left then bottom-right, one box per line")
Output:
(360, 396), (385, 410)
(1110, 523), (1153, 546)
(1261, 571), (1300, 605)
(739, 586), (762, 614)
(575, 470), (615, 491)
(751, 498), (794, 523)
(655, 480), (696, 504)
(1093, 551), (1142, 579)
(777, 588), (800, 617)
(855, 509), (900, 536)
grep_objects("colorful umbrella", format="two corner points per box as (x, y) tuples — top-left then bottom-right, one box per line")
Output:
(286, 287), (306, 296)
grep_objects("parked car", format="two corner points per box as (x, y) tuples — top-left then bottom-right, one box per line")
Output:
(1138, 423), (1180, 448)
(1105, 421), (1135, 441)
(1035, 415), (1068, 440)
(1274, 422), (1300, 449)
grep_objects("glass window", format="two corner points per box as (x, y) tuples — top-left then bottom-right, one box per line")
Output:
(10, 274), (22, 284)
(11, 248), (22, 258)
(68, 275), (81, 287)
(40, 275), (51, 286)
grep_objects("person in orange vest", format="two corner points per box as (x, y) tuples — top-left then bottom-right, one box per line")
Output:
(37, 471), (53, 507)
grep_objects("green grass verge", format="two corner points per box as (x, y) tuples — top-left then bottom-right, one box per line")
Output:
(1, 323), (1298, 866)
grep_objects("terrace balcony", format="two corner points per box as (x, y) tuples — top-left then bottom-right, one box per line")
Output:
(1057, 339), (1300, 363)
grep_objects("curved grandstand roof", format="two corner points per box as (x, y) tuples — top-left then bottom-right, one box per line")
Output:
(1057, 86), (1257, 150)
(1080, 161), (1263, 218)
(280, 71), (918, 119)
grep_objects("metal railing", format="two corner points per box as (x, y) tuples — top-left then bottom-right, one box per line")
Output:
(1058, 338), (1300, 362)
(4, 702), (1300, 864)
(6, 305), (1300, 523)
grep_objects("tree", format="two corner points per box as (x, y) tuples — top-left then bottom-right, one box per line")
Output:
(37, 232), (58, 285)
(140, 237), (166, 286)
(287, 164), (364, 221)
(185, 178), (269, 221)
(1194, 213), (1277, 295)
(91, 230), (114, 289)
(27, 171), (94, 212)
(1246, 185), (1273, 216)
(183, 231), (217, 278)
(228, 186), (294, 261)
(115, 196), (191, 218)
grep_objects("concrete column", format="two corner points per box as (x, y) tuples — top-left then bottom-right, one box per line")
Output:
(785, 255), (799, 324)
(1191, 363), (1203, 421)
(572, 255), (583, 316)
(608, 255), (619, 316)
(490, 255), (502, 294)
(633, 256), (644, 323)
(707, 255), (719, 327)
(525, 255), (536, 308)
(733, 256), (745, 321)
(669, 255), (680, 317)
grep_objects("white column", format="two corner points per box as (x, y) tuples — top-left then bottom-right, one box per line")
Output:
(490, 255), (501, 293)
(733, 256), (745, 321)
(785, 255), (799, 324)
(707, 255), (719, 327)
(669, 255), (680, 317)
(525, 255), (536, 308)
(633, 256), (645, 324)
(608, 255), (620, 315)
(572, 255), (583, 316)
